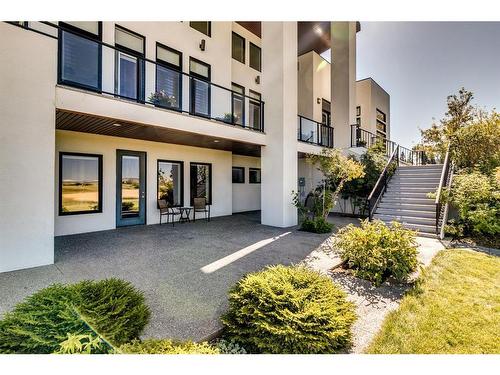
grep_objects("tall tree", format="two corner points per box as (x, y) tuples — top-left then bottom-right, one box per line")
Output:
(418, 87), (475, 159)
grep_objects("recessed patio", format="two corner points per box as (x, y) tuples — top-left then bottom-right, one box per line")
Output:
(0, 212), (357, 341)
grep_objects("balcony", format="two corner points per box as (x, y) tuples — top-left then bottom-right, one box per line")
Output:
(297, 115), (334, 148)
(350, 124), (427, 165)
(50, 23), (265, 133)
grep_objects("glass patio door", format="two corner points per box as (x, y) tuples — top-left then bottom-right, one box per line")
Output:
(116, 150), (146, 227)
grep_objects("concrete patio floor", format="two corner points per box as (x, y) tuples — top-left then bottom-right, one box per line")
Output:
(0, 211), (357, 341)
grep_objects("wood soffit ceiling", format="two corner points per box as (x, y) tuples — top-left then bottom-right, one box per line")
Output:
(55, 110), (262, 157)
(237, 21), (360, 56)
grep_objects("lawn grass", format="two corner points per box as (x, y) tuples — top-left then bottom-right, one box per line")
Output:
(366, 249), (500, 354)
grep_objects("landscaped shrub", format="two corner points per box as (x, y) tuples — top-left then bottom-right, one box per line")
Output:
(221, 265), (356, 354)
(335, 220), (419, 286)
(448, 172), (500, 238)
(73, 279), (150, 346)
(119, 339), (219, 354)
(213, 339), (247, 354)
(56, 333), (108, 354)
(0, 278), (150, 354)
(300, 217), (333, 233)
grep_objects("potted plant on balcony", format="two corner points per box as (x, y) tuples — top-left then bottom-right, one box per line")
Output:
(148, 90), (177, 109)
(215, 113), (238, 124)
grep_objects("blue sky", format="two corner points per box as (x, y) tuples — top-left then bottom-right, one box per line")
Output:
(325, 22), (500, 148)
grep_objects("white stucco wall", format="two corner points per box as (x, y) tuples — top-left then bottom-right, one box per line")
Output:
(0, 24), (56, 272)
(231, 22), (262, 99)
(55, 130), (233, 236)
(356, 78), (391, 139)
(231, 155), (261, 213)
(260, 22), (298, 227)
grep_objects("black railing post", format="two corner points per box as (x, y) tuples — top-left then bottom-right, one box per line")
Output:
(298, 116), (302, 141)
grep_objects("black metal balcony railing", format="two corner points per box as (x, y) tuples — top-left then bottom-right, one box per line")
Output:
(350, 124), (427, 165)
(297, 115), (334, 148)
(8, 21), (265, 132)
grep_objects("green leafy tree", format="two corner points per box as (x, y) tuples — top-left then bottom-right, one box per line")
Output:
(452, 111), (500, 174)
(305, 148), (365, 218)
(341, 142), (387, 214)
(418, 87), (475, 159)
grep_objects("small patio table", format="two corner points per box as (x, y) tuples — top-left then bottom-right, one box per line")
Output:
(178, 207), (192, 223)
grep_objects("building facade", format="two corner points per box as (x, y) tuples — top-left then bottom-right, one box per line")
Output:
(0, 21), (358, 272)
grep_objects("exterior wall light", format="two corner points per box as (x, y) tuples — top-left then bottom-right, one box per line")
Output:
(199, 39), (206, 51)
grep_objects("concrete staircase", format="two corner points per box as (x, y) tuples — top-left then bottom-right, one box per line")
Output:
(373, 164), (443, 238)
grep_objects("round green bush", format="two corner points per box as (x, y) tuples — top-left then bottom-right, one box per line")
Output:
(221, 265), (356, 354)
(0, 278), (150, 353)
(335, 220), (419, 286)
(119, 339), (219, 354)
(74, 278), (150, 346)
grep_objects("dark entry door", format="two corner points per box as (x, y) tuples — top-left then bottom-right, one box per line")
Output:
(116, 150), (146, 227)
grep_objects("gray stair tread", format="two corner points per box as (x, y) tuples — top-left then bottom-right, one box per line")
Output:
(378, 203), (435, 211)
(376, 208), (435, 217)
(375, 219), (437, 233)
(374, 213), (435, 222)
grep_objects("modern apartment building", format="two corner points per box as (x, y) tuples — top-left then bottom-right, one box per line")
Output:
(0, 21), (360, 272)
(355, 78), (390, 140)
(296, 48), (390, 198)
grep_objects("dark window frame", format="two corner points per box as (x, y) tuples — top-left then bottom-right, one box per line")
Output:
(58, 22), (103, 92)
(249, 168), (261, 184)
(114, 24), (146, 102)
(190, 162), (212, 206)
(376, 108), (386, 122)
(249, 42), (261, 72)
(59, 152), (103, 216)
(190, 21), (211, 37)
(231, 82), (245, 127)
(232, 32), (246, 64)
(376, 120), (387, 133)
(189, 57), (212, 118)
(157, 159), (184, 208)
(232, 166), (245, 184)
(155, 42), (183, 111)
(249, 89), (262, 130)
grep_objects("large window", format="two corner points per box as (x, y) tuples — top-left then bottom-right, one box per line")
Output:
(59, 152), (102, 215)
(190, 58), (211, 117)
(249, 168), (261, 184)
(155, 43), (182, 110)
(376, 108), (387, 134)
(231, 83), (245, 126)
(376, 109), (386, 122)
(249, 90), (262, 130)
(115, 25), (145, 101)
(232, 32), (245, 63)
(190, 22), (211, 37)
(322, 99), (331, 126)
(157, 160), (183, 207)
(190, 163), (212, 205)
(232, 167), (245, 183)
(59, 22), (102, 91)
(376, 120), (387, 133)
(249, 42), (261, 72)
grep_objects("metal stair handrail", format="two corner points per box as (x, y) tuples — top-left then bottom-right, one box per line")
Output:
(435, 145), (453, 238)
(367, 145), (400, 220)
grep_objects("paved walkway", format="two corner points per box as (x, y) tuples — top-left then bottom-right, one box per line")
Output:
(0, 212), (357, 341)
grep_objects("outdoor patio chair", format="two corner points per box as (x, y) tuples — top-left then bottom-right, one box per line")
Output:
(193, 197), (210, 222)
(158, 199), (181, 226)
